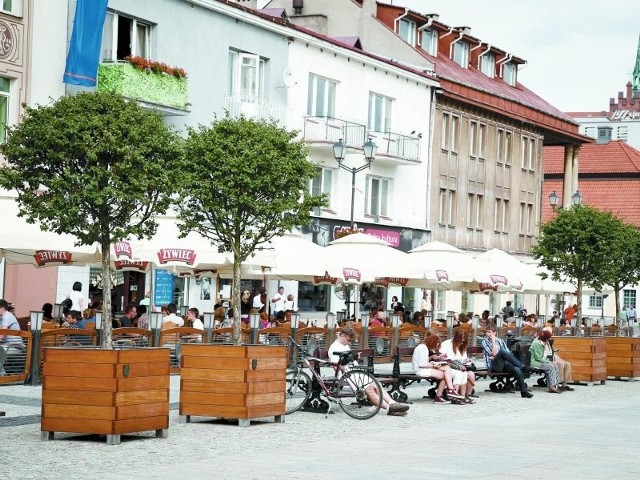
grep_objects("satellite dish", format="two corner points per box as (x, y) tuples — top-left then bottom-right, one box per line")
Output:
(282, 66), (298, 87)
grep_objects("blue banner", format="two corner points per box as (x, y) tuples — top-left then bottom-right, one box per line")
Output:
(63, 0), (109, 86)
(154, 270), (175, 306)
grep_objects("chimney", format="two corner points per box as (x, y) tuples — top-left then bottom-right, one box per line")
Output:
(596, 126), (612, 145)
(455, 26), (471, 34)
(292, 0), (303, 14)
(425, 13), (440, 21)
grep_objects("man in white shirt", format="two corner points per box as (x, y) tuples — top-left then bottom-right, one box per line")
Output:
(271, 286), (286, 317)
(162, 303), (184, 327)
(253, 287), (266, 313)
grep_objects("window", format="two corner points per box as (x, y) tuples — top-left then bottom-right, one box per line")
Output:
(441, 112), (459, 152)
(102, 12), (150, 62)
(589, 295), (603, 309)
(623, 289), (636, 309)
(521, 136), (536, 170)
(228, 50), (266, 98)
(0, 78), (10, 143)
(617, 126), (628, 141)
(1, 0), (21, 15)
(398, 19), (417, 46)
(297, 282), (330, 312)
(481, 52), (495, 78)
(365, 176), (391, 218)
(503, 63), (517, 86)
(584, 126), (596, 139)
(494, 198), (509, 233)
(368, 92), (392, 133)
(497, 129), (513, 165)
(467, 194), (483, 230)
(469, 121), (486, 158)
(310, 167), (333, 207)
(438, 189), (456, 226)
(307, 74), (336, 117)
(453, 41), (469, 68)
(420, 28), (438, 56)
(519, 202), (534, 235)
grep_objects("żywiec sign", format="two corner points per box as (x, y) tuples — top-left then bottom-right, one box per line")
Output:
(374, 277), (409, 287)
(342, 268), (361, 283)
(114, 241), (133, 259)
(313, 271), (338, 285)
(490, 274), (508, 286)
(157, 248), (196, 266)
(610, 110), (640, 121)
(34, 250), (72, 266)
(436, 270), (449, 282)
(114, 260), (148, 272)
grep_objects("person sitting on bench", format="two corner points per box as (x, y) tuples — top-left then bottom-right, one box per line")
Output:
(412, 334), (465, 404)
(482, 324), (533, 398)
(529, 329), (562, 394)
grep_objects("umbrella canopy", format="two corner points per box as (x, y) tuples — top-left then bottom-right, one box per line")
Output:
(0, 195), (101, 267)
(408, 241), (477, 289)
(470, 248), (527, 292)
(262, 232), (334, 282)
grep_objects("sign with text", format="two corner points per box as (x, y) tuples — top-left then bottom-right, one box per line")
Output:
(154, 269), (175, 305)
(34, 250), (72, 266)
(157, 248), (196, 266)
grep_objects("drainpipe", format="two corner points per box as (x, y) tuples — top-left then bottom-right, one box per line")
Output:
(496, 53), (513, 77)
(416, 17), (434, 48)
(448, 30), (465, 59)
(476, 43), (492, 69)
(440, 26), (455, 39)
(393, 7), (410, 34)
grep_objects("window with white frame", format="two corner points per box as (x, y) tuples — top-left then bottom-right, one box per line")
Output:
(623, 289), (636, 309)
(438, 188), (456, 226)
(453, 41), (469, 68)
(228, 50), (266, 98)
(310, 167), (333, 208)
(398, 19), (417, 46)
(365, 176), (391, 218)
(519, 202), (534, 236)
(617, 126), (629, 141)
(441, 112), (459, 152)
(368, 92), (392, 133)
(497, 129), (513, 165)
(503, 62), (517, 86)
(102, 11), (150, 61)
(589, 295), (603, 309)
(469, 120), (486, 158)
(467, 194), (483, 230)
(0, 77), (10, 143)
(481, 52), (495, 78)
(307, 74), (336, 117)
(1, 0), (21, 16)
(521, 136), (536, 170)
(420, 28), (438, 56)
(494, 198), (509, 233)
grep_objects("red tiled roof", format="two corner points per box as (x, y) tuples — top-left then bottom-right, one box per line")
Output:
(544, 141), (640, 175)
(542, 179), (640, 226)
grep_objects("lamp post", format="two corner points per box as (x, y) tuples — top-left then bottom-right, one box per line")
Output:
(289, 312), (300, 368)
(150, 312), (163, 347)
(548, 191), (560, 210)
(53, 303), (63, 322)
(326, 312), (337, 346)
(361, 312), (370, 351)
(95, 311), (103, 346)
(250, 312), (261, 344)
(390, 313), (402, 351)
(572, 190), (583, 206)
(202, 312), (215, 344)
(27, 310), (44, 385)
(180, 305), (189, 318)
(333, 137), (378, 228)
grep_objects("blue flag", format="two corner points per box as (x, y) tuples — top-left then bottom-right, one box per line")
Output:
(63, 0), (109, 86)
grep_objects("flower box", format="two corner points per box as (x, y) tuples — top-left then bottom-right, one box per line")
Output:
(606, 337), (640, 379)
(551, 337), (607, 385)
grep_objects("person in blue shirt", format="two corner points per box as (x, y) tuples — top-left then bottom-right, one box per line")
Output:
(482, 324), (533, 398)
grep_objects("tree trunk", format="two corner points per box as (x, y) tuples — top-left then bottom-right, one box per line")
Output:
(576, 279), (583, 337)
(101, 239), (113, 349)
(614, 287), (621, 327)
(231, 257), (242, 345)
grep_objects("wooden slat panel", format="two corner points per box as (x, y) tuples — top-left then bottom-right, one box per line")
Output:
(114, 362), (169, 378)
(181, 368), (245, 382)
(42, 417), (113, 435)
(246, 369), (285, 382)
(43, 349), (116, 364)
(181, 344), (247, 358)
(249, 358), (288, 370)
(182, 357), (248, 370)
(246, 346), (287, 359)
(180, 379), (249, 394)
(117, 348), (169, 363)
(246, 392), (285, 407)
(43, 363), (115, 378)
(116, 402), (169, 420)
(113, 415), (168, 434)
(246, 404), (285, 417)
(115, 390), (168, 406)
(43, 391), (114, 406)
(181, 391), (245, 406)
(43, 404), (115, 420)
(117, 376), (170, 392)
(43, 376), (117, 392)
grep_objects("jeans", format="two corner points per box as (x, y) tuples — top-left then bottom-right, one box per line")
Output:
(491, 349), (527, 392)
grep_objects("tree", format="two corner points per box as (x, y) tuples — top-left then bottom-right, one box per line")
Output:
(600, 222), (640, 325)
(175, 116), (326, 344)
(0, 91), (183, 347)
(531, 205), (624, 331)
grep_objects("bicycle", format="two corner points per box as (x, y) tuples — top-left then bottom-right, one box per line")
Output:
(285, 337), (383, 420)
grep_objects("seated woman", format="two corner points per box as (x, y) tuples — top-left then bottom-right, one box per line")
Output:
(42, 303), (54, 323)
(412, 334), (465, 404)
(523, 314), (537, 328)
(441, 330), (476, 403)
(529, 329), (562, 394)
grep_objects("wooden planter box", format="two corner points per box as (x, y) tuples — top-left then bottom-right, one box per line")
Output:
(41, 347), (170, 445)
(552, 337), (607, 385)
(606, 337), (640, 379)
(179, 344), (286, 427)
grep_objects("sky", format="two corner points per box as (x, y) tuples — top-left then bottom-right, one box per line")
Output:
(391, 0), (640, 112)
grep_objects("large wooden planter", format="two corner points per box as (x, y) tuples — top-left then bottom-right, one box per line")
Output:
(41, 347), (170, 445)
(179, 344), (286, 427)
(552, 337), (607, 385)
(606, 337), (640, 379)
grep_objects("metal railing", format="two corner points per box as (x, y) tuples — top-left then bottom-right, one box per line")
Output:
(367, 130), (421, 162)
(224, 95), (289, 126)
(303, 115), (367, 148)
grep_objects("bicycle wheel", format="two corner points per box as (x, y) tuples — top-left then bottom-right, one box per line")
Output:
(336, 369), (383, 420)
(285, 369), (312, 414)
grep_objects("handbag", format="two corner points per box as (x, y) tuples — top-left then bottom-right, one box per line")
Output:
(447, 359), (465, 370)
(61, 297), (73, 310)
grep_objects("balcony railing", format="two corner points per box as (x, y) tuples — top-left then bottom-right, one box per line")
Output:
(303, 116), (367, 149)
(367, 130), (421, 163)
(97, 62), (188, 111)
(224, 95), (289, 126)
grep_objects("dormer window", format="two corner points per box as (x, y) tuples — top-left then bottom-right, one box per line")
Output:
(420, 28), (438, 56)
(399, 19), (417, 46)
(503, 62), (517, 86)
(453, 41), (469, 68)
(480, 52), (495, 78)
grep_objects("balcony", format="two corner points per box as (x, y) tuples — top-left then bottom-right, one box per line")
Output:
(367, 130), (421, 163)
(302, 116), (367, 149)
(97, 62), (188, 114)
(224, 95), (290, 126)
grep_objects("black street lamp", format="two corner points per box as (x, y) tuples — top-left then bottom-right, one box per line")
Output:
(548, 190), (560, 210)
(572, 190), (583, 206)
(333, 137), (378, 228)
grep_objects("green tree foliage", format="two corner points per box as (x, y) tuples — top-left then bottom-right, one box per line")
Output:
(0, 91), (183, 347)
(532, 205), (633, 328)
(176, 116), (326, 344)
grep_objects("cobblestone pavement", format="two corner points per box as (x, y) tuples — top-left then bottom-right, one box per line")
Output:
(1, 374), (639, 479)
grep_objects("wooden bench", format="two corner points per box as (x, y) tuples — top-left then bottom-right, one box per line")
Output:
(383, 346), (440, 403)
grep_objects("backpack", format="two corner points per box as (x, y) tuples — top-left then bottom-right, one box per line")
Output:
(61, 297), (73, 310)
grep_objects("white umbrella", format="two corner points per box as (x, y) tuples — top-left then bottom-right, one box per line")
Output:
(470, 248), (527, 292)
(261, 232), (335, 282)
(408, 241), (477, 289)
